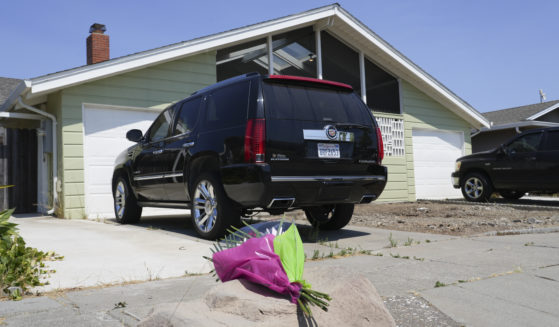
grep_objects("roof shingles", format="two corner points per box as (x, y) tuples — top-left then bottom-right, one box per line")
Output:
(483, 100), (559, 125)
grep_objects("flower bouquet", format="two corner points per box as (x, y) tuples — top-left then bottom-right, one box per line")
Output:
(205, 221), (331, 317)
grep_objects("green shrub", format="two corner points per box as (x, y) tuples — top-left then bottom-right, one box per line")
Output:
(0, 208), (63, 300)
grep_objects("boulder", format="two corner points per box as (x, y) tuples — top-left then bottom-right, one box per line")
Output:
(139, 266), (395, 327)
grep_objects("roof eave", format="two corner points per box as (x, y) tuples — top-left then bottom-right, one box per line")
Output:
(474, 120), (559, 135)
(28, 5), (338, 97)
(526, 102), (559, 121)
(0, 80), (31, 112)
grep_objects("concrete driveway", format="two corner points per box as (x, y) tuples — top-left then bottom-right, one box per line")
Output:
(4, 214), (559, 327)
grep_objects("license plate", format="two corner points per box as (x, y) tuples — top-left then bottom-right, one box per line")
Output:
(318, 143), (340, 158)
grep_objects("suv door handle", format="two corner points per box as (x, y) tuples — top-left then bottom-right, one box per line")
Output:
(182, 142), (195, 148)
(153, 149), (163, 155)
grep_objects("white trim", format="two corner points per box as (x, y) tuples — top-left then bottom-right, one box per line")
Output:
(81, 102), (164, 113)
(267, 35), (274, 75)
(333, 7), (488, 128)
(0, 111), (45, 120)
(526, 103), (559, 120)
(315, 28), (323, 79)
(472, 120), (559, 137)
(29, 7), (335, 96)
(359, 51), (366, 103)
(11, 4), (487, 129)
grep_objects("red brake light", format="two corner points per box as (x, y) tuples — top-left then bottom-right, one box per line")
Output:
(376, 127), (384, 165)
(244, 119), (266, 163)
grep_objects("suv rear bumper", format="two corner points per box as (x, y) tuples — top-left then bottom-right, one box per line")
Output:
(221, 164), (387, 209)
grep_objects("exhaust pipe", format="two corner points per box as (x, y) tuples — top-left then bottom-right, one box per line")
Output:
(267, 197), (295, 209)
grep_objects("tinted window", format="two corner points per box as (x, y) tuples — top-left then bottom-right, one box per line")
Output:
(506, 133), (542, 154)
(217, 39), (268, 81)
(263, 82), (371, 124)
(271, 27), (316, 78)
(321, 31), (361, 94)
(205, 82), (250, 130)
(174, 98), (202, 135)
(148, 107), (174, 142)
(544, 130), (559, 151)
(365, 58), (400, 114)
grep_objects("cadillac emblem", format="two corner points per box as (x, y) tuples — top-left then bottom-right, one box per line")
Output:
(325, 125), (337, 140)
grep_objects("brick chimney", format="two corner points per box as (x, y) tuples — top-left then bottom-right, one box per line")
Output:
(86, 23), (109, 65)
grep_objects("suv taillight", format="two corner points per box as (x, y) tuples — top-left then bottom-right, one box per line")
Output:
(376, 127), (384, 165)
(244, 119), (266, 163)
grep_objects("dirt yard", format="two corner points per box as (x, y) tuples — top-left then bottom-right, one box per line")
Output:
(350, 198), (559, 236)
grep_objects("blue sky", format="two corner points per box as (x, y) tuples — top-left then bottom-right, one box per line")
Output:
(2, 0), (557, 112)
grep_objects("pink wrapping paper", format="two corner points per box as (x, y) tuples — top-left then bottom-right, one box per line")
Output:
(212, 234), (302, 303)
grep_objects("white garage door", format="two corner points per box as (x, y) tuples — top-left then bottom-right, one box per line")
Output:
(83, 104), (187, 218)
(412, 129), (464, 199)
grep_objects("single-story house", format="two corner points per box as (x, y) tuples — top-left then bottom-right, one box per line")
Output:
(472, 100), (559, 152)
(0, 4), (489, 219)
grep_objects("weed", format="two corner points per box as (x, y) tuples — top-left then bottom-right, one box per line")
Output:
(413, 256), (425, 261)
(113, 301), (127, 309)
(425, 239), (431, 243)
(359, 249), (372, 255)
(458, 280), (467, 283)
(373, 252), (383, 256)
(434, 281), (446, 288)
(388, 233), (398, 248)
(326, 251), (334, 258)
(404, 237), (414, 246)
(524, 242), (535, 246)
(390, 253), (400, 258)
(401, 256), (410, 259)
(312, 250), (320, 260)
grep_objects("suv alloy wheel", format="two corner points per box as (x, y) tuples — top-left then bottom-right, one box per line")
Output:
(113, 177), (142, 223)
(191, 173), (240, 239)
(461, 173), (493, 202)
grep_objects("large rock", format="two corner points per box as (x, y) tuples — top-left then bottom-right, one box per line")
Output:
(139, 266), (395, 327)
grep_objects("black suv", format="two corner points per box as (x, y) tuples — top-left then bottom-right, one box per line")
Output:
(452, 127), (559, 201)
(112, 73), (387, 239)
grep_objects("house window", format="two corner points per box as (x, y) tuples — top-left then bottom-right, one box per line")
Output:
(377, 116), (405, 156)
(271, 27), (317, 77)
(321, 31), (361, 94)
(365, 59), (400, 114)
(217, 38), (269, 81)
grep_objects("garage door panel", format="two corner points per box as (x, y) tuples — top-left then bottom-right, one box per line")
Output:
(83, 105), (188, 218)
(412, 129), (463, 199)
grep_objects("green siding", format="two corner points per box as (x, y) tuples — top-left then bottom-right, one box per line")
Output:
(56, 52), (216, 218)
(374, 81), (472, 203)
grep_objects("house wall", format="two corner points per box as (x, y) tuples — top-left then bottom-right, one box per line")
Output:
(56, 52), (216, 218)
(539, 110), (559, 122)
(375, 81), (472, 202)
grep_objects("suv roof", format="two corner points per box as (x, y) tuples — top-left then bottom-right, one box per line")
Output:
(191, 73), (354, 96)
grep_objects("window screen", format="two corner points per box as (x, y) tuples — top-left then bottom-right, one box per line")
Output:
(174, 97), (202, 135)
(544, 130), (559, 151)
(365, 58), (400, 114)
(271, 27), (316, 78)
(217, 39), (268, 81)
(263, 82), (371, 124)
(205, 82), (250, 130)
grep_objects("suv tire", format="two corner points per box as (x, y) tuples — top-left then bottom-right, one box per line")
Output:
(499, 190), (525, 200)
(191, 173), (241, 239)
(304, 204), (355, 230)
(461, 173), (493, 202)
(113, 177), (142, 224)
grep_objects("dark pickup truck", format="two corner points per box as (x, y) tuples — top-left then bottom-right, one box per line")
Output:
(112, 73), (388, 239)
(452, 127), (559, 201)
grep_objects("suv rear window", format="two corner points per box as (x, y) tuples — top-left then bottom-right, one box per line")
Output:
(205, 81), (250, 130)
(262, 82), (371, 124)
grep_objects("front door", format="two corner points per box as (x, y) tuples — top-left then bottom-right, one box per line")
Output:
(132, 107), (175, 201)
(492, 131), (543, 190)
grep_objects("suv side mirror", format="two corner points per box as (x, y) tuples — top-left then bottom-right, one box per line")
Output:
(126, 129), (143, 143)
